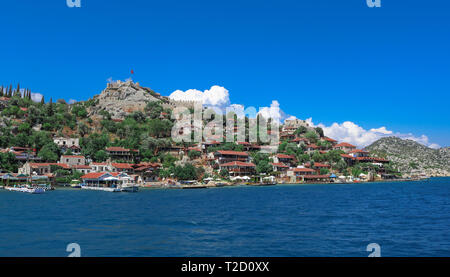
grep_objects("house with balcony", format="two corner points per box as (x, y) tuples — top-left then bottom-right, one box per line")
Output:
(214, 150), (250, 165)
(219, 161), (256, 176)
(105, 147), (138, 161)
(333, 142), (357, 153)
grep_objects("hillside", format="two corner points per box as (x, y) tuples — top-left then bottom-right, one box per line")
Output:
(365, 137), (450, 177)
(89, 80), (169, 119)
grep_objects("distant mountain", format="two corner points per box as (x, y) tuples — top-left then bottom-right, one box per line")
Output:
(365, 137), (450, 177)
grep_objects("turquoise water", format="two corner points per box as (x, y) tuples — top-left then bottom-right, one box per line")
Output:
(0, 177), (449, 257)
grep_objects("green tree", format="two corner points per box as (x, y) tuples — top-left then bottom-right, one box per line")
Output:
(38, 142), (59, 162)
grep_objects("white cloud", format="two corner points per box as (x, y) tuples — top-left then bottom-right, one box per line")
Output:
(369, 127), (392, 135)
(169, 85), (230, 107)
(284, 116), (298, 121)
(31, 93), (43, 103)
(307, 118), (440, 149)
(258, 100), (282, 123)
(68, 99), (77, 104)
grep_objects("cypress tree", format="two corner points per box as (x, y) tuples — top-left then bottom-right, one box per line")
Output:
(40, 95), (45, 105)
(0, 86), (3, 97)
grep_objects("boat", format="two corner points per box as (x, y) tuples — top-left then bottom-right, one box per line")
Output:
(5, 185), (45, 194)
(70, 180), (82, 188)
(119, 176), (139, 192)
(180, 180), (207, 189)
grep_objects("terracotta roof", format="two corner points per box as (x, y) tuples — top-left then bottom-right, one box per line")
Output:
(276, 154), (295, 159)
(340, 154), (355, 159)
(29, 163), (70, 169)
(305, 162), (331, 168)
(111, 163), (133, 169)
(81, 172), (107, 179)
(203, 140), (222, 145)
(271, 162), (289, 168)
(303, 174), (331, 179)
(291, 137), (308, 143)
(61, 155), (85, 159)
(306, 144), (319, 149)
(49, 163), (71, 169)
(335, 142), (356, 148)
(220, 161), (256, 167)
(323, 137), (337, 143)
(215, 150), (249, 156)
(106, 147), (130, 152)
(237, 142), (251, 145)
(292, 168), (316, 172)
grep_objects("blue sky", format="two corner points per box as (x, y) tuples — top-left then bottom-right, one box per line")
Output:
(0, 0), (449, 147)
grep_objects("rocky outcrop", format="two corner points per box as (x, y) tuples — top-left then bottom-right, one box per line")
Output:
(89, 80), (165, 119)
(365, 137), (450, 177)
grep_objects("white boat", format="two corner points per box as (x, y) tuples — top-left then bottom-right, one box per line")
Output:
(5, 186), (45, 194)
(119, 176), (139, 192)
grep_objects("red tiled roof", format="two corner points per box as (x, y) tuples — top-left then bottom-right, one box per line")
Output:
(277, 154), (295, 159)
(216, 150), (249, 156)
(305, 162), (331, 168)
(340, 154), (355, 159)
(323, 137), (337, 143)
(203, 140), (222, 145)
(106, 147), (130, 152)
(29, 163), (51, 168)
(335, 142), (356, 148)
(303, 174), (331, 179)
(237, 141), (251, 145)
(292, 168), (316, 172)
(271, 162), (289, 168)
(61, 155), (85, 159)
(49, 163), (71, 169)
(220, 161), (255, 167)
(306, 144), (319, 149)
(291, 137), (308, 142)
(81, 172), (107, 179)
(29, 163), (70, 169)
(111, 163), (133, 169)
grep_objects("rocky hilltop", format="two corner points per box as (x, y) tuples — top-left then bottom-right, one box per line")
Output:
(89, 80), (169, 119)
(365, 137), (450, 177)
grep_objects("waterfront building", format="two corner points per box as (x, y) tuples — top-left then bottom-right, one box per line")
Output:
(214, 150), (250, 164)
(219, 161), (256, 176)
